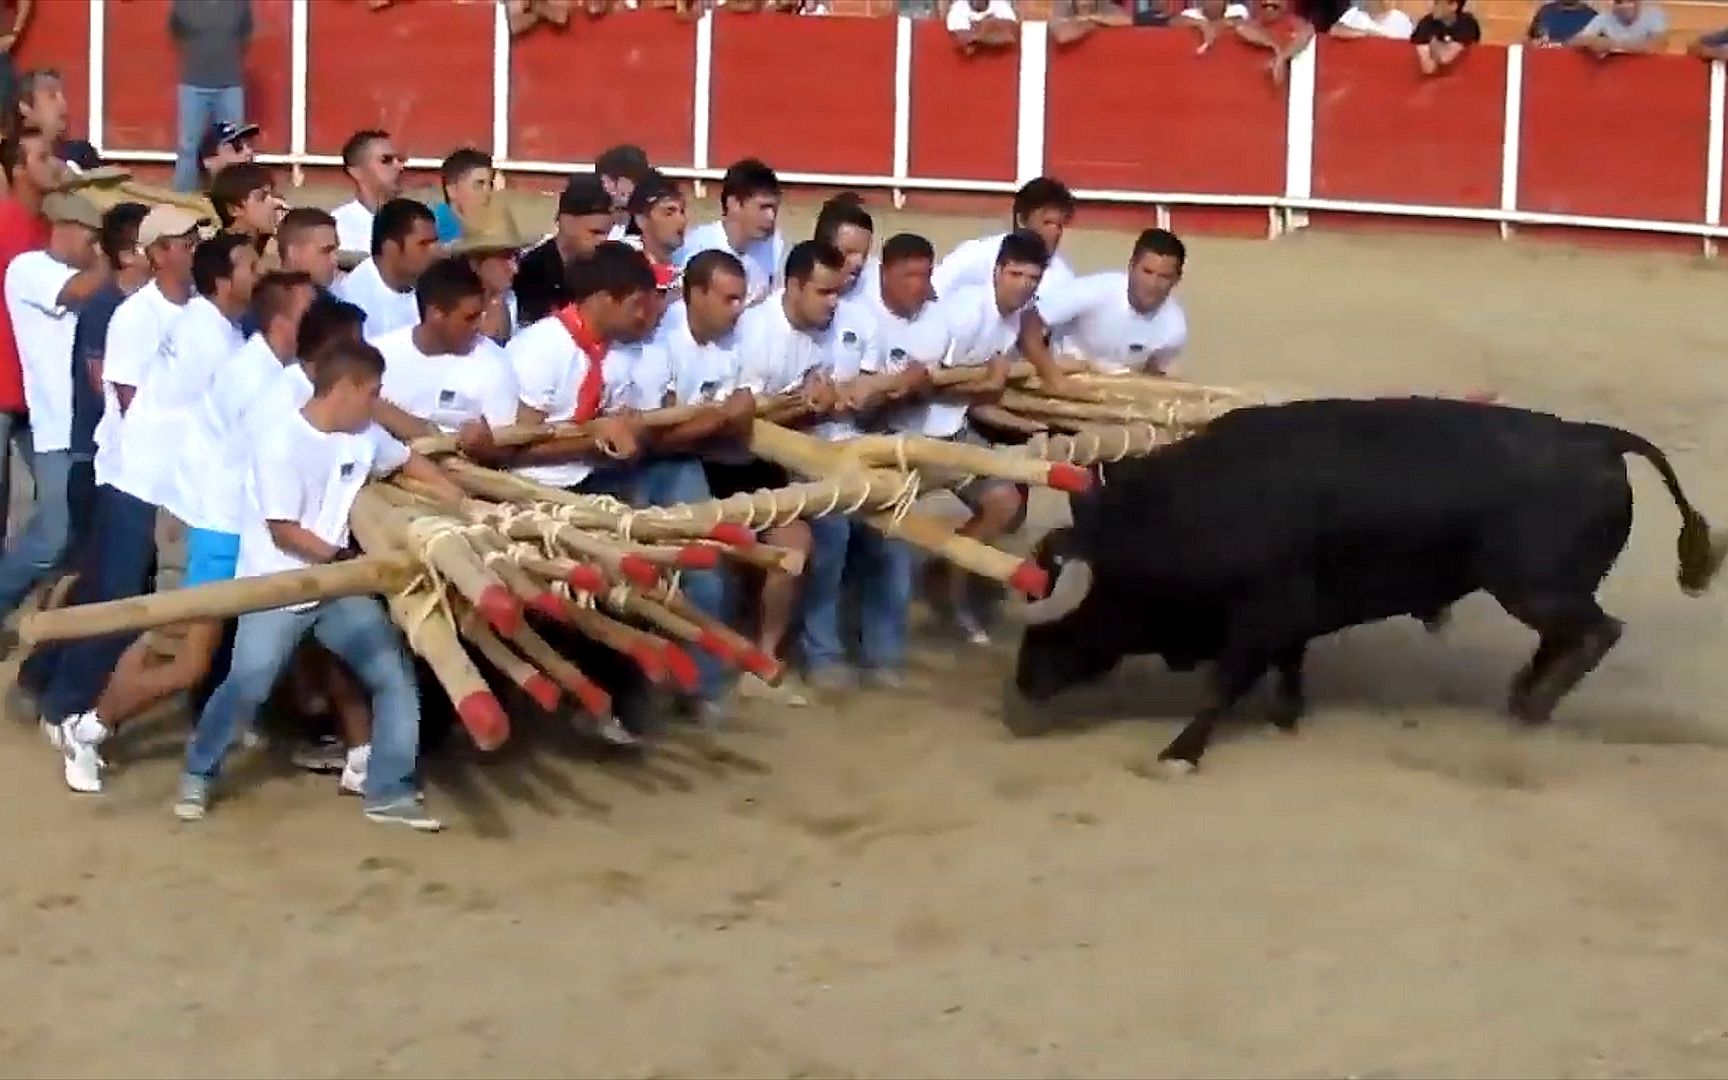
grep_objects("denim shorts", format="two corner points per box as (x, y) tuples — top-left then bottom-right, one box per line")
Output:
(183, 527), (240, 587)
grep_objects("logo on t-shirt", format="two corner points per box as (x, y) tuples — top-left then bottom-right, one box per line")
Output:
(438, 388), (458, 406)
(339, 461), (357, 479)
(889, 347), (907, 362)
(840, 330), (858, 346)
(1128, 344), (1146, 354)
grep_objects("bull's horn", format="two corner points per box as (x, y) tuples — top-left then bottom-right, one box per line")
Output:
(1007, 559), (1093, 626)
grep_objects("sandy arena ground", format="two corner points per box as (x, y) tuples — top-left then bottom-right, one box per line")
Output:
(4, 195), (1728, 1079)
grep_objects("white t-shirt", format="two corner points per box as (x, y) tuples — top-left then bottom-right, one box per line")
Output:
(504, 316), (662, 488)
(235, 409), (409, 584)
(331, 199), (375, 255)
(333, 257), (420, 341)
(252, 359), (403, 459)
(870, 294), (954, 437)
(149, 295), (249, 524)
(660, 301), (753, 465)
(674, 221), (785, 308)
(95, 280), (190, 499)
(1035, 271), (1189, 376)
(947, 0), (1017, 30)
(1180, 2), (1250, 19)
(376, 326), (519, 436)
(932, 231), (1076, 307)
(174, 332), (292, 535)
(4, 251), (79, 452)
(1335, 5), (1414, 38)
(818, 294), (881, 441)
(735, 292), (844, 399)
(925, 283), (1024, 439)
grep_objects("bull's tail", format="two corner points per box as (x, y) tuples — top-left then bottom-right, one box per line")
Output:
(1586, 423), (1728, 596)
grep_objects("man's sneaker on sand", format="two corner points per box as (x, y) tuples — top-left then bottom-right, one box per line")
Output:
(290, 735), (346, 773)
(804, 666), (854, 694)
(737, 673), (809, 707)
(338, 765), (366, 797)
(860, 668), (908, 691)
(59, 712), (106, 794)
(952, 603), (992, 647)
(174, 776), (210, 822)
(364, 799), (442, 832)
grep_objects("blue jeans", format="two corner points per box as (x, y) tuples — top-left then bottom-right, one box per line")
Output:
(799, 515), (914, 674)
(629, 457), (728, 703)
(0, 449), (84, 617)
(184, 596), (420, 808)
(34, 483), (158, 723)
(0, 410), (34, 549)
(173, 84), (245, 192)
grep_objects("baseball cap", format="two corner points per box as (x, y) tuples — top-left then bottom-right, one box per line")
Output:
(197, 121), (260, 162)
(558, 172), (613, 218)
(41, 191), (101, 230)
(625, 170), (681, 217)
(137, 204), (206, 246)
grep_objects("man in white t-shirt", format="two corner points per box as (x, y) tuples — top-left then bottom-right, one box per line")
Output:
(619, 170), (688, 290)
(1331, 0), (1415, 39)
(947, 0), (1018, 51)
(673, 157), (785, 308)
(0, 193), (108, 621)
(331, 129), (405, 256)
(926, 230), (1048, 645)
(173, 339), (456, 830)
(932, 176), (1079, 329)
(1177, 0), (1251, 49)
(1021, 227), (1190, 377)
(51, 272), (310, 794)
(30, 205), (205, 748)
(333, 197), (438, 341)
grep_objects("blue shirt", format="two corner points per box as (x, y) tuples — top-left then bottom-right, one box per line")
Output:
(434, 202), (462, 244)
(1528, 1), (1599, 43)
(69, 281), (127, 456)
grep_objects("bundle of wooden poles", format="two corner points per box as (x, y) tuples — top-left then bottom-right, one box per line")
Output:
(17, 364), (1269, 750)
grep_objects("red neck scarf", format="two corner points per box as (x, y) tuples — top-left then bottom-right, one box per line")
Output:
(553, 304), (609, 423)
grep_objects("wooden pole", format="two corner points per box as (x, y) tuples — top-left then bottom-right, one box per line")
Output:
(502, 619), (614, 720)
(451, 601), (562, 712)
(386, 584), (509, 751)
(17, 553), (417, 645)
(840, 432), (1093, 493)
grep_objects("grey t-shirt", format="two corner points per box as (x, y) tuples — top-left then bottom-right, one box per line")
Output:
(1579, 5), (1668, 44)
(168, 0), (253, 89)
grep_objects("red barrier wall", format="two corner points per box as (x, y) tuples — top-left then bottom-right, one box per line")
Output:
(1312, 37), (1504, 208)
(510, 12), (695, 167)
(1519, 50), (1709, 223)
(103, 0), (292, 154)
(1044, 31), (1286, 196)
(709, 12), (895, 176)
(14, 3), (88, 135)
(306, 0), (492, 159)
(907, 19), (1018, 183)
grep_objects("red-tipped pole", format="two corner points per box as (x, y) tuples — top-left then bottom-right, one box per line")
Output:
(456, 690), (509, 751)
(662, 643), (700, 692)
(528, 592), (570, 623)
(741, 648), (781, 682)
(619, 555), (659, 588)
(695, 628), (738, 663)
(707, 522), (756, 547)
(521, 673), (561, 712)
(676, 544), (719, 570)
(1045, 462), (1093, 494)
(476, 584), (523, 638)
(566, 563), (605, 594)
(571, 679), (612, 719)
(626, 640), (667, 682)
(1008, 560), (1050, 599)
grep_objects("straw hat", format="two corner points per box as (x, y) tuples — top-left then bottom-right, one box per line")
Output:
(447, 207), (535, 258)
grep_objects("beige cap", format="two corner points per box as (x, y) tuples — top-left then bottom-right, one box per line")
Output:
(447, 208), (533, 258)
(137, 204), (206, 246)
(41, 191), (101, 230)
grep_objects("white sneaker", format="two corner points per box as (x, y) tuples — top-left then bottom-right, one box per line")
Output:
(40, 718), (64, 753)
(59, 713), (106, 794)
(338, 765), (366, 797)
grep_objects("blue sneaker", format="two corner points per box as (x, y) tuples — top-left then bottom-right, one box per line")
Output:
(174, 775), (210, 822)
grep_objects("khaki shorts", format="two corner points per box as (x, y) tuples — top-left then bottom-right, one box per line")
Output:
(949, 424), (1029, 532)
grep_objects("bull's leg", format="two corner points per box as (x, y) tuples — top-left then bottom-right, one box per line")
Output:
(1267, 643), (1308, 733)
(1494, 590), (1623, 724)
(1156, 653), (1268, 772)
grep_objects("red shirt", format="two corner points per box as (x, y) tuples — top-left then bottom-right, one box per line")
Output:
(0, 199), (51, 413)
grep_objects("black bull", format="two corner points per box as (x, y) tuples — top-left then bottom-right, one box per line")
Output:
(1003, 397), (1728, 770)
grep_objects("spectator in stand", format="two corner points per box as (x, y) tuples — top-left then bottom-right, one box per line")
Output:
(595, 143), (653, 237)
(334, 197), (438, 340)
(1234, 0), (1315, 85)
(1573, 0), (1669, 56)
(196, 120), (258, 186)
(434, 147), (494, 245)
(10, 69), (99, 171)
(947, 1), (1018, 53)
(0, 128), (52, 548)
(1688, 25), (1728, 61)
(898, 0), (941, 16)
(1527, 0), (1599, 46)
(1412, 0), (1481, 76)
(0, 2), (29, 115)
(1331, 0), (1415, 40)
(1177, 1), (1250, 51)
(515, 172), (614, 325)
(332, 129), (405, 256)
(1051, 1), (1133, 45)
(169, 0), (252, 193)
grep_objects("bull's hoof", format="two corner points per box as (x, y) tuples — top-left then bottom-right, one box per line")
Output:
(1001, 691), (1056, 738)
(1155, 757), (1197, 780)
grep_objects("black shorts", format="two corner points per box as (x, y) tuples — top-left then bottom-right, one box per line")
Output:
(703, 459), (791, 500)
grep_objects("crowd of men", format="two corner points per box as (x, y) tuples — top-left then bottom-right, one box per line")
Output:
(0, 81), (1192, 832)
